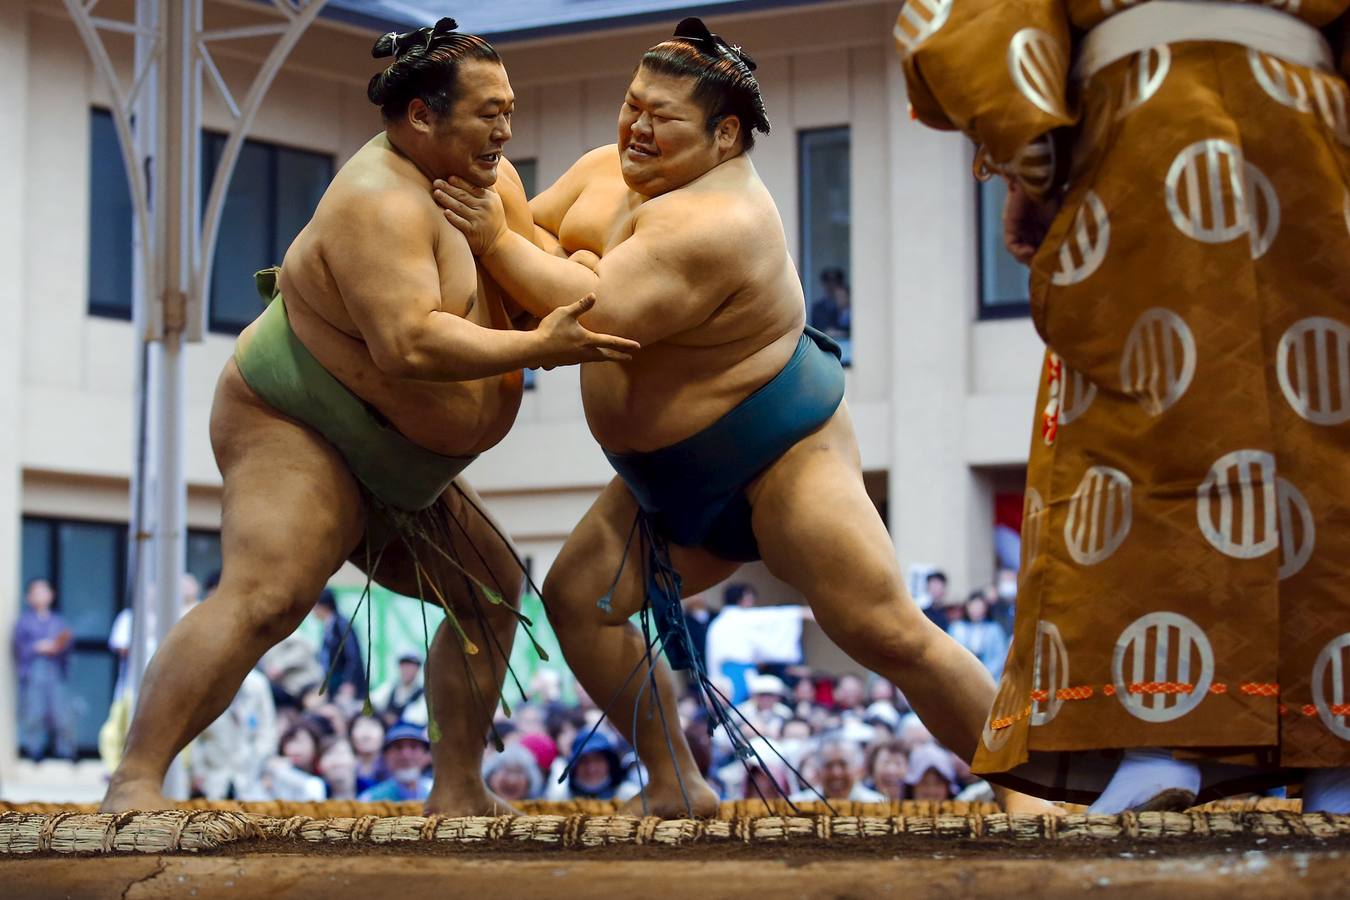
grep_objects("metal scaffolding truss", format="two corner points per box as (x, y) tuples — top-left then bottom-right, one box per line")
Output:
(63, 0), (330, 340)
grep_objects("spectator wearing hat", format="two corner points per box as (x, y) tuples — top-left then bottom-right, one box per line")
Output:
(483, 744), (544, 804)
(906, 743), (959, 803)
(358, 722), (433, 802)
(369, 650), (425, 726)
(790, 734), (885, 802)
(566, 731), (626, 801)
(518, 732), (557, 773)
(736, 674), (792, 735)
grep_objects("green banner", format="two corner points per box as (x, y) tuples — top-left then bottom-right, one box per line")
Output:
(297, 586), (577, 707)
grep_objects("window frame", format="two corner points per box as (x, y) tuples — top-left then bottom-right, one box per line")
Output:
(87, 107), (135, 322)
(201, 129), (335, 336)
(975, 176), (1032, 321)
(796, 125), (853, 367)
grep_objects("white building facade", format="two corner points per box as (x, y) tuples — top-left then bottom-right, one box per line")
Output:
(0, 0), (1045, 767)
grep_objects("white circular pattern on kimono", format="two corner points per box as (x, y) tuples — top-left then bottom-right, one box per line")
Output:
(1030, 620), (1070, 727)
(1276, 476), (1315, 581)
(1196, 449), (1279, 559)
(1116, 46), (1171, 120)
(1165, 140), (1250, 244)
(1276, 317), (1350, 425)
(1008, 28), (1069, 119)
(1312, 73), (1350, 147)
(1313, 633), (1350, 740)
(1052, 191), (1111, 286)
(1058, 365), (1098, 426)
(1119, 308), (1197, 416)
(1010, 132), (1058, 199)
(1022, 487), (1045, 569)
(1248, 49), (1312, 113)
(1064, 466), (1133, 565)
(1112, 612), (1215, 723)
(981, 671), (1021, 753)
(893, 0), (952, 54)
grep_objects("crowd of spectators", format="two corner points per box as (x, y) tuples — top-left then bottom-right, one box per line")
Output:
(141, 572), (1016, 808)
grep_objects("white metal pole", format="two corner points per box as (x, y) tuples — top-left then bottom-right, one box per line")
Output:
(126, 0), (160, 710)
(151, 0), (192, 802)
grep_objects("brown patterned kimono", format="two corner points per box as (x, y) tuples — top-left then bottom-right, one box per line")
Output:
(897, 0), (1350, 800)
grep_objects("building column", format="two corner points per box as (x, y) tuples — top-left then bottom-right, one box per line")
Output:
(0, 1), (30, 777)
(883, 52), (982, 593)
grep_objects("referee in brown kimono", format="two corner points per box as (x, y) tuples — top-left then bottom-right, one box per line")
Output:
(896, 0), (1350, 812)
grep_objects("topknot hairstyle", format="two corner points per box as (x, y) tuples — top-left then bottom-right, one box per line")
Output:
(367, 17), (500, 122)
(639, 17), (771, 151)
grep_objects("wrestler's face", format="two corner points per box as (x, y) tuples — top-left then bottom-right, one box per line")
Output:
(618, 67), (736, 197)
(429, 59), (513, 188)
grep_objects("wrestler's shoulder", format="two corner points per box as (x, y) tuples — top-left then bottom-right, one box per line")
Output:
(640, 184), (760, 239)
(325, 168), (437, 227)
(576, 144), (621, 171)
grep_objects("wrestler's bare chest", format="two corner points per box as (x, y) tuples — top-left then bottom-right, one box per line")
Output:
(556, 176), (641, 257)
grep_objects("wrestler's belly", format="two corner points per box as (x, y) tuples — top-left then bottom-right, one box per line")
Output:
(582, 333), (799, 453)
(236, 307), (523, 459)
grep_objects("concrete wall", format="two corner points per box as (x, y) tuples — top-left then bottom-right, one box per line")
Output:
(1, 0), (32, 778)
(2, 1), (1046, 718)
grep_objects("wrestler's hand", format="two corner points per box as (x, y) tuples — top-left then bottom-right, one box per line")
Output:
(532, 294), (640, 369)
(1002, 179), (1061, 265)
(433, 177), (508, 257)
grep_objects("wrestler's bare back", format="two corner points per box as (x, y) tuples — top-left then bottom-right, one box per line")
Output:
(236, 134), (528, 458)
(545, 145), (805, 452)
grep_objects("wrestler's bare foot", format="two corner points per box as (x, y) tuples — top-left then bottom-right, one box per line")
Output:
(101, 773), (171, 813)
(996, 786), (1065, 817)
(620, 779), (720, 819)
(424, 782), (522, 817)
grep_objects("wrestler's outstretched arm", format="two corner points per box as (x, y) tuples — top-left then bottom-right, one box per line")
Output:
(436, 178), (742, 345)
(326, 187), (637, 379)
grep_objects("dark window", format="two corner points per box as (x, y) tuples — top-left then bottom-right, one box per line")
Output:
(19, 518), (222, 758)
(202, 132), (333, 334)
(186, 529), (223, 589)
(513, 157), (538, 199)
(88, 109), (134, 319)
(977, 178), (1031, 319)
(798, 127), (852, 366)
(19, 518), (127, 758)
(85, 111), (333, 332)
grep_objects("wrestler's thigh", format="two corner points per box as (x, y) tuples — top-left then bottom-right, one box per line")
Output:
(544, 476), (738, 625)
(210, 362), (365, 619)
(366, 478), (525, 612)
(747, 403), (926, 646)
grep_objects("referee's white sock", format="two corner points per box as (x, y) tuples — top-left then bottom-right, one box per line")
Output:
(1303, 767), (1350, 814)
(1088, 748), (1200, 814)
